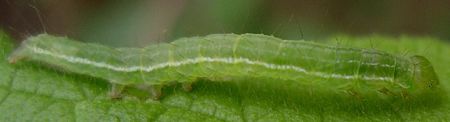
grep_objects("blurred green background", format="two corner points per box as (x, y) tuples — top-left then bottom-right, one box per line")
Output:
(1, 0), (449, 47)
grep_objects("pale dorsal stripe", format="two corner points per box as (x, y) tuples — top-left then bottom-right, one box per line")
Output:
(29, 46), (393, 81)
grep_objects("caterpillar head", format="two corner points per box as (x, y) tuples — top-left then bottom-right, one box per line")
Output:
(410, 55), (439, 89)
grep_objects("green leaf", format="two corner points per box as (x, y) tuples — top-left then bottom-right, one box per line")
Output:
(1, 31), (449, 121)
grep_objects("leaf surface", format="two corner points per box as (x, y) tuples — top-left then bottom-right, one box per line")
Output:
(0, 31), (449, 121)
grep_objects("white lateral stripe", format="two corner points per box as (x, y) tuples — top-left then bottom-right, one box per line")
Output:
(303, 57), (395, 68)
(30, 46), (393, 81)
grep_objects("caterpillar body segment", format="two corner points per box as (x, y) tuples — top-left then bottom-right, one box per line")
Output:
(8, 34), (439, 99)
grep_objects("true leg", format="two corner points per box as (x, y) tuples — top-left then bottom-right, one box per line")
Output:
(109, 84), (126, 99)
(182, 82), (193, 92)
(149, 85), (163, 100)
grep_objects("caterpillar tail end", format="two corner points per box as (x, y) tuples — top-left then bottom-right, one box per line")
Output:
(410, 55), (439, 90)
(7, 44), (29, 64)
(7, 56), (22, 64)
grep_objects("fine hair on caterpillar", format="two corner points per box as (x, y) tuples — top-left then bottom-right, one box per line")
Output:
(8, 33), (440, 100)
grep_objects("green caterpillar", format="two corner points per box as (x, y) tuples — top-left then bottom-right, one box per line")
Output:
(8, 34), (439, 100)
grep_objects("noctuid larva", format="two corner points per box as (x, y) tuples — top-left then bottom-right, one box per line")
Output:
(8, 33), (439, 100)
